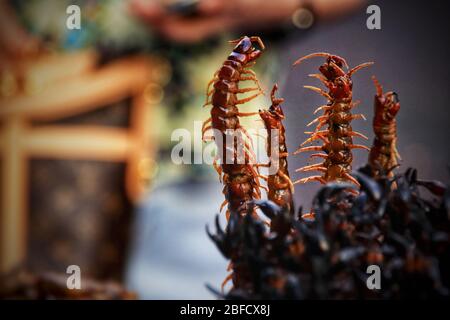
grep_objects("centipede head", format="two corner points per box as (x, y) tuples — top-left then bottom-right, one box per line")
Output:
(269, 84), (285, 119)
(259, 84), (285, 128)
(294, 52), (349, 81)
(372, 76), (400, 118)
(229, 36), (265, 63)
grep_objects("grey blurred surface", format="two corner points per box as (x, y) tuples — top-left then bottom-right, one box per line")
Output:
(126, 178), (228, 299)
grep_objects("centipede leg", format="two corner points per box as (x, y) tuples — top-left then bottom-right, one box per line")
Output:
(258, 175), (268, 181)
(235, 87), (260, 94)
(309, 73), (329, 86)
(295, 163), (327, 173)
(221, 273), (233, 293)
(241, 69), (257, 77)
(225, 210), (230, 221)
(279, 171), (295, 194)
(220, 199), (228, 212)
(343, 172), (361, 187)
(238, 76), (263, 92)
(202, 126), (212, 140)
(213, 155), (222, 181)
(239, 126), (256, 149)
(307, 115), (329, 127)
(301, 132), (328, 146)
(349, 131), (369, 140)
(294, 145), (323, 155)
(235, 92), (262, 105)
(293, 175), (326, 185)
(238, 112), (259, 117)
(310, 153), (328, 159)
(352, 113), (367, 121)
(350, 144), (370, 151)
(313, 105), (331, 114)
(304, 85), (332, 100)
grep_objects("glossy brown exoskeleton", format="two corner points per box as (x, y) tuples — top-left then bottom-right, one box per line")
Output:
(203, 36), (265, 217)
(259, 84), (294, 214)
(293, 52), (373, 187)
(368, 76), (401, 178)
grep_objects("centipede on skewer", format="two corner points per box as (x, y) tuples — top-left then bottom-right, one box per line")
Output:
(259, 84), (294, 214)
(292, 52), (373, 188)
(368, 76), (401, 178)
(202, 36), (265, 219)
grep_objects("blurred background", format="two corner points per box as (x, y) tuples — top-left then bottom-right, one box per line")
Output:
(0, 0), (448, 299)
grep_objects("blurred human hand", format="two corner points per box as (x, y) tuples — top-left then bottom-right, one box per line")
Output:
(130, 0), (364, 44)
(130, 0), (300, 43)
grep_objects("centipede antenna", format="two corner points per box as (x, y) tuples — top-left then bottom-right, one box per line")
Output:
(293, 52), (349, 68)
(228, 36), (245, 44)
(250, 36), (265, 50)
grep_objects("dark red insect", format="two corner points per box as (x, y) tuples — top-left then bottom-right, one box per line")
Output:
(292, 52), (373, 187)
(368, 76), (401, 178)
(259, 84), (294, 214)
(202, 36), (265, 217)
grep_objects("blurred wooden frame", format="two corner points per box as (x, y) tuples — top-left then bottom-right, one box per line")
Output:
(0, 51), (166, 273)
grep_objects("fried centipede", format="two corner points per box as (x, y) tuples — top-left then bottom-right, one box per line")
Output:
(259, 84), (294, 214)
(202, 36), (265, 218)
(368, 76), (401, 178)
(292, 52), (373, 187)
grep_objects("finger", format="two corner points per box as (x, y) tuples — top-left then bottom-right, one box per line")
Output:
(156, 15), (236, 43)
(128, 0), (167, 22)
(0, 2), (40, 57)
(197, 0), (226, 15)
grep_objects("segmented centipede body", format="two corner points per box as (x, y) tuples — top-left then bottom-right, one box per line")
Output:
(293, 53), (373, 187)
(202, 36), (265, 217)
(368, 76), (401, 178)
(259, 84), (294, 213)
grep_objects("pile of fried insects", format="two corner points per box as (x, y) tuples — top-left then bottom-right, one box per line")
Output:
(203, 36), (450, 299)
